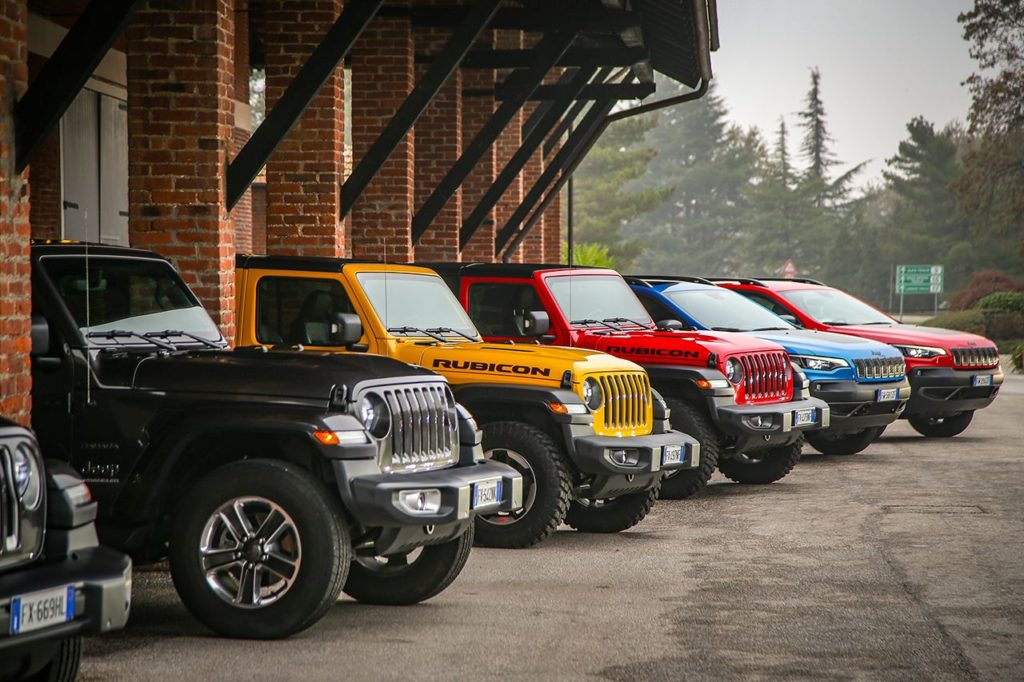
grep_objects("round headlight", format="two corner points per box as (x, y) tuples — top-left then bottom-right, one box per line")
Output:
(725, 358), (744, 385)
(13, 443), (42, 510)
(582, 378), (603, 410)
(359, 394), (391, 439)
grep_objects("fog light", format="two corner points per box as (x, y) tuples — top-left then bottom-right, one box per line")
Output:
(744, 415), (775, 430)
(610, 449), (640, 466)
(395, 489), (442, 515)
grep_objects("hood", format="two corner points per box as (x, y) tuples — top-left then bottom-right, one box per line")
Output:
(132, 349), (435, 400)
(401, 341), (644, 386)
(574, 328), (786, 367)
(830, 323), (996, 349)
(751, 329), (903, 360)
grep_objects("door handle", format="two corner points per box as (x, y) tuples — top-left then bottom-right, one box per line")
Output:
(63, 201), (80, 210)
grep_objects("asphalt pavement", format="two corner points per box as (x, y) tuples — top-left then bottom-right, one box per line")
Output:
(80, 371), (1024, 681)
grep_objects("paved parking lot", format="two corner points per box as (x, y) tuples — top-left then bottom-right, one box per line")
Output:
(80, 371), (1023, 681)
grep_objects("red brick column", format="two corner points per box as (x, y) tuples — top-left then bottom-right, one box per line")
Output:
(0, 0), (30, 425)
(542, 154), (563, 263)
(232, 5), (253, 254)
(263, 0), (346, 258)
(413, 21), (462, 261)
(459, 32), (495, 262)
(519, 141), (545, 262)
(126, 0), (237, 342)
(491, 30), (524, 264)
(350, 2), (414, 261)
(27, 53), (59, 240)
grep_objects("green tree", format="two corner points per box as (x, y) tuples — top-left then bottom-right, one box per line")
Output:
(797, 68), (837, 188)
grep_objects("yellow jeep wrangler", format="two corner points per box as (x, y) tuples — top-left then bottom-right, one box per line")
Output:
(235, 256), (698, 548)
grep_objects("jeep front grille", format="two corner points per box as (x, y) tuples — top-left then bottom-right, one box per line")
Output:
(595, 372), (652, 434)
(950, 346), (999, 369)
(737, 351), (790, 401)
(853, 356), (905, 380)
(380, 384), (458, 473)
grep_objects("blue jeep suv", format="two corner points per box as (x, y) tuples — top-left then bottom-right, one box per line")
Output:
(628, 276), (911, 455)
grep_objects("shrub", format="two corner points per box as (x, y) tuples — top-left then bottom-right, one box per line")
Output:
(1012, 342), (1024, 373)
(922, 309), (986, 335)
(978, 291), (1024, 314)
(948, 270), (1024, 310)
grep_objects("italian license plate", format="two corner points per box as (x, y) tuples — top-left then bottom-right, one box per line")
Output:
(662, 445), (684, 466)
(10, 585), (75, 636)
(472, 479), (502, 509)
(876, 388), (899, 402)
(793, 408), (816, 427)
(972, 375), (993, 387)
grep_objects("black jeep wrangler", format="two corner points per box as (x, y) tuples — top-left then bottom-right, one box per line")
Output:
(28, 243), (521, 640)
(1, 418), (131, 682)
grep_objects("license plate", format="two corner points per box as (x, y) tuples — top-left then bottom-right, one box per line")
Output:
(793, 408), (816, 427)
(662, 445), (684, 466)
(972, 375), (993, 387)
(472, 479), (502, 509)
(876, 388), (899, 402)
(10, 585), (75, 636)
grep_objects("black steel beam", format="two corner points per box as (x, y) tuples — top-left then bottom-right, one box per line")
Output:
(416, 46), (648, 69)
(497, 95), (618, 256)
(412, 28), (582, 246)
(380, 5), (640, 33)
(340, 0), (501, 218)
(543, 95), (591, 155)
(520, 68), (587, 140)
(461, 67), (596, 244)
(14, 0), (142, 172)
(226, 0), (383, 210)
(471, 81), (654, 101)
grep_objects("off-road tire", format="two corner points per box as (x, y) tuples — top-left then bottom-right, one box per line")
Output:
(908, 411), (974, 438)
(565, 485), (659, 533)
(344, 525), (474, 605)
(475, 422), (572, 548)
(718, 439), (803, 484)
(169, 459), (350, 639)
(806, 426), (885, 456)
(26, 636), (81, 682)
(659, 399), (720, 499)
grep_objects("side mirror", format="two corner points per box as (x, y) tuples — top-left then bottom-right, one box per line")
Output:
(330, 313), (363, 346)
(657, 319), (684, 331)
(522, 310), (550, 337)
(31, 315), (51, 356)
(779, 314), (803, 328)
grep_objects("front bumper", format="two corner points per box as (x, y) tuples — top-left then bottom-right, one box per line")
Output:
(906, 365), (1003, 417)
(0, 546), (132, 655)
(570, 430), (701, 499)
(711, 396), (830, 452)
(810, 377), (911, 433)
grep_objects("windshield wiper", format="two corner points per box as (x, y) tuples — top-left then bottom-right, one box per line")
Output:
(750, 326), (790, 331)
(710, 326), (743, 332)
(572, 318), (622, 331)
(602, 317), (652, 329)
(387, 326), (447, 343)
(86, 329), (177, 351)
(426, 326), (479, 342)
(855, 321), (894, 325)
(144, 329), (221, 348)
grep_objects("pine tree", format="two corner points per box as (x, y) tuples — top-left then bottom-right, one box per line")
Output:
(774, 118), (791, 189)
(797, 68), (837, 185)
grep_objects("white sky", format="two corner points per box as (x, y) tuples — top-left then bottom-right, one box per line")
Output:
(709, 0), (975, 186)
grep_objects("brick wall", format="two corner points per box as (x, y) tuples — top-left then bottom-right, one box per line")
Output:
(232, 126), (253, 253)
(251, 182), (267, 254)
(519, 131), (545, 262)
(492, 30), (523, 263)
(543, 155), (562, 263)
(26, 52), (59, 240)
(350, 2), (415, 261)
(459, 31), (495, 262)
(125, 0), (237, 342)
(0, 0), (30, 424)
(412, 19), (462, 262)
(262, 0), (346, 258)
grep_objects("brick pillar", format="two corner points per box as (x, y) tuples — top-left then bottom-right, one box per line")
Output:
(350, 2), (414, 261)
(27, 53), (59, 240)
(542, 159), (563, 263)
(262, 0), (346, 258)
(413, 20), (462, 261)
(519, 139), (545, 262)
(126, 0), (237, 342)
(232, 4), (253, 253)
(459, 32), (495, 262)
(0, 0), (30, 425)
(491, 30), (523, 263)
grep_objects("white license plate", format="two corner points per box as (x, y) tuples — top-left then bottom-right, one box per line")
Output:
(876, 388), (899, 402)
(972, 375), (993, 387)
(662, 445), (684, 466)
(10, 585), (76, 636)
(472, 479), (502, 509)
(793, 408), (816, 427)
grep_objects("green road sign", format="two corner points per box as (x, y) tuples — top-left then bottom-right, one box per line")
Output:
(896, 264), (943, 294)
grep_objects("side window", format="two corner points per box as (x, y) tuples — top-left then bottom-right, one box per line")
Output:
(467, 282), (545, 337)
(742, 291), (791, 317)
(638, 293), (682, 326)
(256, 277), (354, 345)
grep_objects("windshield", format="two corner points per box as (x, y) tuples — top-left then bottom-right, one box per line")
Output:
(42, 256), (222, 346)
(547, 274), (652, 327)
(664, 288), (794, 331)
(781, 288), (893, 325)
(357, 272), (479, 339)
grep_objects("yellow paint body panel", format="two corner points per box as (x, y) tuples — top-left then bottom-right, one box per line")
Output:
(235, 263), (653, 437)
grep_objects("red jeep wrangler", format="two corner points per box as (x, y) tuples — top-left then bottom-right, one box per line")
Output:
(714, 277), (1003, 437)
(428, 264), (830, 498)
